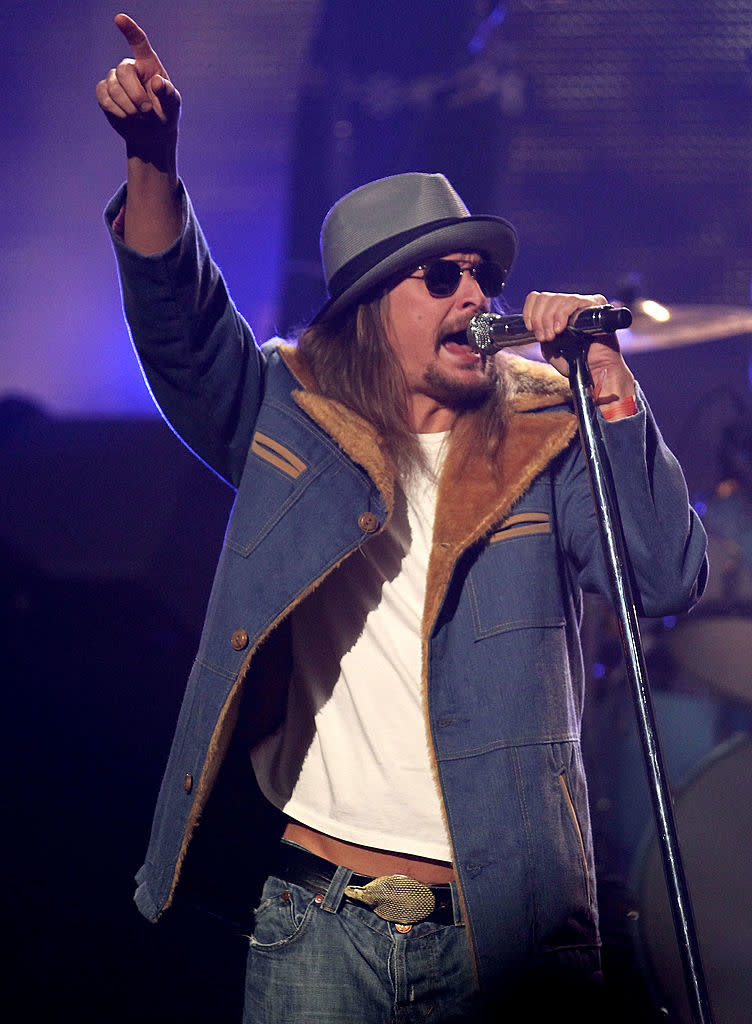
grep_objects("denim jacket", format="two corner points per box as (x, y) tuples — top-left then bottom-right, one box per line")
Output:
(107, 184), (707, 996)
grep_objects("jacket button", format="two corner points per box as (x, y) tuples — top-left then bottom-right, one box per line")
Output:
(358, 512), (380, 534)
(184, 773), (193, 794)
(231, 628), (249, 650)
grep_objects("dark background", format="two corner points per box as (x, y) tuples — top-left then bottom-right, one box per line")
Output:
(3, 2), (752, 1020)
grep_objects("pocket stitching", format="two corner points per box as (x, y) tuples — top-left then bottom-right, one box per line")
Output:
(250, 887), (319, 950)
(558, 772), (592, 904)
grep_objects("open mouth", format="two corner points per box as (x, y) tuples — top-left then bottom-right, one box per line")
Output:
(440, 328), (479, 360)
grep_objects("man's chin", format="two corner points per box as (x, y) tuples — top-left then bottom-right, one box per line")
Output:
(420, 363), (496, 411)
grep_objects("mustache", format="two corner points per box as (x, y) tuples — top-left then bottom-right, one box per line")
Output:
(437, 318), (479, 348)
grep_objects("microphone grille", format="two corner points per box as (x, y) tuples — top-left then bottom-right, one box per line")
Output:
(467, 312), (494, 353)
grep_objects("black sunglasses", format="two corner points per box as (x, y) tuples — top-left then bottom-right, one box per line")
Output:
(408, 259), (506, 299)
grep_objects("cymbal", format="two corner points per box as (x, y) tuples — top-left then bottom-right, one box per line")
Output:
(618, 301), (752, 353)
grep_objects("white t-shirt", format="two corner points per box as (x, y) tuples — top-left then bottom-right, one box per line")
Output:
(250, 431), (452, 861)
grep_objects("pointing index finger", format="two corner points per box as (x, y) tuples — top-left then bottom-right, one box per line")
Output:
(114, 12), (154, 61)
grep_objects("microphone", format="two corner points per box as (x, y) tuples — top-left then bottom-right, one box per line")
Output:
(466, 304), (633, 354)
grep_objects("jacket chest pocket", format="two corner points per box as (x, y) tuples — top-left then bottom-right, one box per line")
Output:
(226, 430), (352, 558)
(466, 512), (566, 639)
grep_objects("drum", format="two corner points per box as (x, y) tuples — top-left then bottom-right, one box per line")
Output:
(636, 738), (752, 1023)
(664, 615), (752, 708)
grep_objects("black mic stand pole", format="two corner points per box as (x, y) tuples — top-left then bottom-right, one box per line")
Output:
(560, 327), (713, 1024)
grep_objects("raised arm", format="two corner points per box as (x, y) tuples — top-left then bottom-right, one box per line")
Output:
(96, 13), (182, 253)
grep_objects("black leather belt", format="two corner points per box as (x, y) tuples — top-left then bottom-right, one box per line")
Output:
(278, 841), (456, 926)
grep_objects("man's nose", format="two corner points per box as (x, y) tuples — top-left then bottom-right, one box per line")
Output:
(457, 269), (488, 309)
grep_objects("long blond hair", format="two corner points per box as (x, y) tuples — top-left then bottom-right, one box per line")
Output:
(295, 295), (508, 477)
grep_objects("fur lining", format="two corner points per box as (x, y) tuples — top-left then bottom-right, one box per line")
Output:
(278, 340), (578, 642)
(423, 399), (577, 637)
(279, 343), (397, 515)
(503, 352), (574, 406)
(294, 392), (397, 516)
(278, 343), (578, 613)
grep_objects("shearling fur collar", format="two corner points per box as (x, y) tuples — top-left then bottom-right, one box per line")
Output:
(278, 339), (577, 487)
(279, 342), (578, 636)
(425, 363), (577, 633)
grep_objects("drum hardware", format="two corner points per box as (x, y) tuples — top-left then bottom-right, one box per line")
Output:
(664, 616), (752, 709)
(637, 738), (752, 1024)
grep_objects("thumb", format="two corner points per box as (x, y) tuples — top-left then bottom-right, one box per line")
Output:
(145, 75), (181, 127)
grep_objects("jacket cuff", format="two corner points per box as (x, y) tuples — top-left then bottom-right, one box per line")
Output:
(103, 180), (189, 257)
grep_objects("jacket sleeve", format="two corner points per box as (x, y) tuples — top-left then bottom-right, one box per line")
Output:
(555, 385), (708, 617)
(105, 182), (264, 488)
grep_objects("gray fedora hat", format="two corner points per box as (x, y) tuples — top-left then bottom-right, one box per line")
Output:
(312, 172), (518, 323)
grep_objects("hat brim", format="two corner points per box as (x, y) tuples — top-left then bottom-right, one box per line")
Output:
(311, 214), (518, 324)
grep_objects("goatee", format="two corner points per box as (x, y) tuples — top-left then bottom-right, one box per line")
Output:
(419, 360), (499, 411)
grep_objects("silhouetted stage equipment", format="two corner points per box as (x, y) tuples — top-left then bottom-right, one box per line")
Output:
(665, 615), (752, 708)
(0, 406), (231, 629)
(638, 737), (752, 1024)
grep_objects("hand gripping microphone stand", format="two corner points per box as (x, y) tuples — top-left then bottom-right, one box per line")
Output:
(468, 311), (714, 1024)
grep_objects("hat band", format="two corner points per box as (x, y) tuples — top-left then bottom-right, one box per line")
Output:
(326, 217), (472, 305)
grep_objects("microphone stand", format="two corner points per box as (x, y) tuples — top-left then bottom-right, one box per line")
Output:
(559, 327), (714, 1024)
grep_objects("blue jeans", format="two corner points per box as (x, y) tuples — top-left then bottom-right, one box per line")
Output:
(242, 865), (482, 1023)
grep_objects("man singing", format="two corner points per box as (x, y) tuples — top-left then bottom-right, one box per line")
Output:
(98, 14), (707, 1022)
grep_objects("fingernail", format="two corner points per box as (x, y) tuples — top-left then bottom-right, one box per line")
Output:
(140, 102), (153, 113)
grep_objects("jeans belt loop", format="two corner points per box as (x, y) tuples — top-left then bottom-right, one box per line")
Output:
(321, 864), (353, 915)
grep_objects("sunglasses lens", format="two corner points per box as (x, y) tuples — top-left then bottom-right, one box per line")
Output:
(421, 260), (506, 298)
(475, 262), (505, 297)
(423, 261), (462, 297)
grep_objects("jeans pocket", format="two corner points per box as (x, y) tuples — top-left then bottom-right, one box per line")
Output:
(249, 877), (318, 949)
